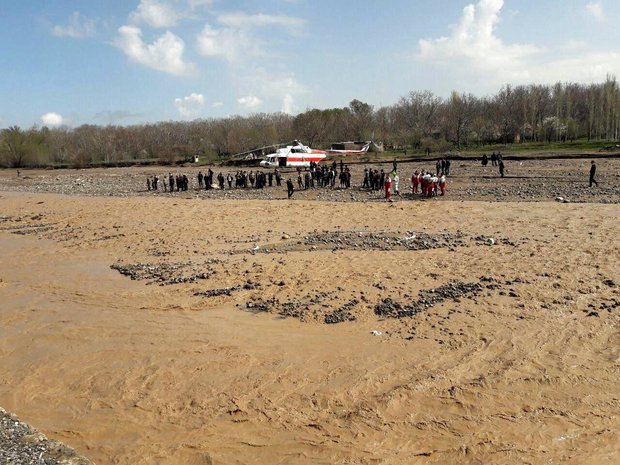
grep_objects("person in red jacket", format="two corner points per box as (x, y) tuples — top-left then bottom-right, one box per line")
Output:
(439, 174), (446, 196)
(411, 170), (420, 194)
(385, 175), (392, 200)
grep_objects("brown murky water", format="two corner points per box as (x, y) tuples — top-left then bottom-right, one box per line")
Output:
(0, 191), (619, 464)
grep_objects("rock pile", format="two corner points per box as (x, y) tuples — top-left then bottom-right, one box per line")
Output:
(324, 299), (359, 324)
(0, 407), (94, 465)
(303, 230), (468, 252)
(375, 281), (484, 319)
(110, 261), (214, 285)
(194, 281), (257, 298)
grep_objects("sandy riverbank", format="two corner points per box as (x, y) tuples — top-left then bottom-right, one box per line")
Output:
(0, 183), (618, 464)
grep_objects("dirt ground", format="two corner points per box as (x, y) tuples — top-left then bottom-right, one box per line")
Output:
(0, 158), (618, 464)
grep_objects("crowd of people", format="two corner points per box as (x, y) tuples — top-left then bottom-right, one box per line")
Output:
(143, 157), (601, 198)
(145, 163), (355, 195)
(144, 162), (447, 199)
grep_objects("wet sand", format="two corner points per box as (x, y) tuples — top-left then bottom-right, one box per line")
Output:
(0, 170), (619, 464)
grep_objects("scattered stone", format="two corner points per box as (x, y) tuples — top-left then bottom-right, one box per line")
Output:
(110, 261), (216, 285)
(375, 281), (485, 319)
(1, 161), (619, 204)
(194, 286), (240, 298)
(324, 299), (358, 324)
(0, 407), (94, 465)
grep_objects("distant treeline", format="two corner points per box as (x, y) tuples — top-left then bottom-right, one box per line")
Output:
(2, 77), (620, 168)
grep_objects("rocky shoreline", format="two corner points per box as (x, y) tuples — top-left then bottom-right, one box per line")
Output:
(0, 157), (619, 203)
(0, 407), (93, 465)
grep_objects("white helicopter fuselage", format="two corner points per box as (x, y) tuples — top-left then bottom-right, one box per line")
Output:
(259, 143), (326, 168)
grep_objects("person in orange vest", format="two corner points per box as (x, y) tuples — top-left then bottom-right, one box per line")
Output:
(385, 174), (392, 200)
(429, 174), (438, 197)
(422, 172), (432, 197)
(439, 174), (446, 196)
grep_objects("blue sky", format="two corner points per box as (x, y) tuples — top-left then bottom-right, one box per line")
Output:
(1, 0), (618, 128)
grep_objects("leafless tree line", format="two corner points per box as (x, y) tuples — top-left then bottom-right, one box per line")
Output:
(2, 77), (619, 168)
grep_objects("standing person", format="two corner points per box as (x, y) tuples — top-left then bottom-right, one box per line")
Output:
(498, 159), (505, 178)
(491, 152), (497, 166)
(147, 177), (151, 191)
(436, 160), (441, 176)
(198, 171), (204, 189)
(482, 154), (488, 166)
(206, 168), (214, 190)
(589, 160), (598, 187)
(445, 159), (451, 176)
(168, 173), (174, 193)
(439, 174), (447, 196)
(393, 172), (400, 195)
(363, 168), (370, 188)
(411, 170), (420, 194)
(286, 178), (294, 199)
(385, 174), (392, 200)
(430, 174), (439, 197)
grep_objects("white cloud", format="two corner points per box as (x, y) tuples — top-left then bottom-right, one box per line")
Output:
(533, 52), (620, 84)
(217, 12), (305, 31)
(415, 0), (620, 91)
(194, 10), (308, 113)
(114, 25), (195, 76)
(242, 69), (307, 100)
(418, 0), (541, 81)
(175, 92), (205, 117)
(188, 0), (214, 8)
(195, 12), (305, 62)
(235, 69), (307, 114)
(196, 24), (258, 62)
(51, 12), (96, 38)
(212, 101), (224, 108)
(585, 2), (606, 22)
(237, 95), (262, 109)
(41, 112), (64, 126)
(281, 94), (294, 114)
(129, 0), (183, 28)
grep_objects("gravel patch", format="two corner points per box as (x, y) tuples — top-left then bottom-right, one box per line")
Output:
(110, 261), (219, 285)
(0, 407), (94, 465)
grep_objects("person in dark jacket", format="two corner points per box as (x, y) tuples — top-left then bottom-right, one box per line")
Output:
(286, 178), (294, 199)
(589, 161), (598, 187)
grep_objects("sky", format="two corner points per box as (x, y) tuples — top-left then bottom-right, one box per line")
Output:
(1, 0), (619, 128)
